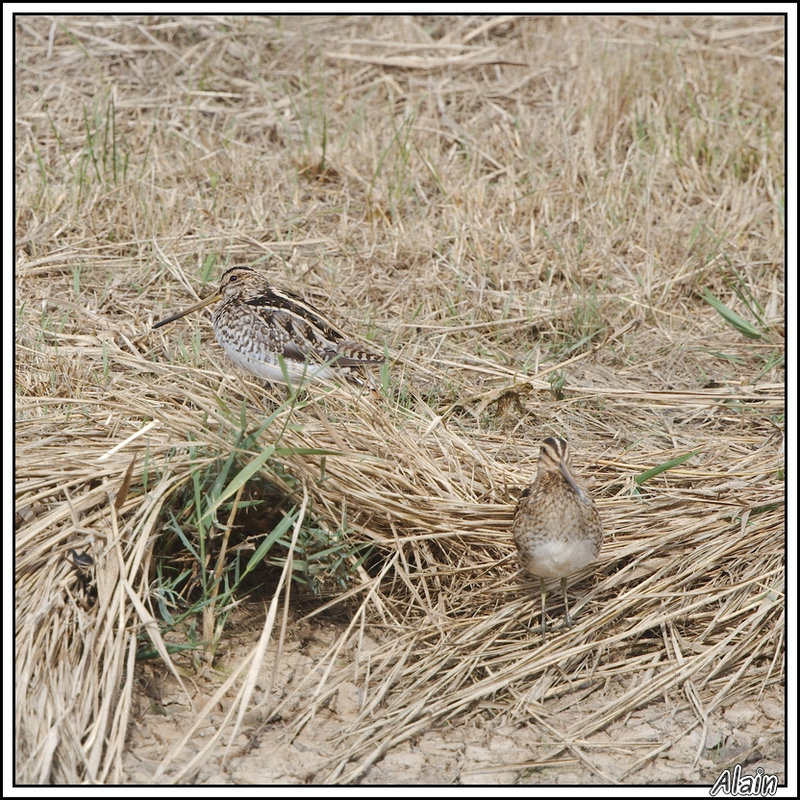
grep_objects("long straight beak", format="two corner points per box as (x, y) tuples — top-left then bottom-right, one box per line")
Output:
(559, 459), (590, 506)
(152, 293), (222, 329)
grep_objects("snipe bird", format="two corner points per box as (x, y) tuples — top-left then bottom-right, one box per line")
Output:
(152, 266), (384, 385)
(512, 436), (603, 639)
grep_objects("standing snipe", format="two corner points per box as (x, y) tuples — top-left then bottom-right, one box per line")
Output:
(512, 436), (603, 639)
(152, 266), (384, 386)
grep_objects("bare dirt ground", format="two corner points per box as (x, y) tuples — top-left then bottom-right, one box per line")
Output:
(14, 14), (786, 789)
(122, 609), (784, 785)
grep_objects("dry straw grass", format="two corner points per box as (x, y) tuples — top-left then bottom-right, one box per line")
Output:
(15, 15), (784, 784)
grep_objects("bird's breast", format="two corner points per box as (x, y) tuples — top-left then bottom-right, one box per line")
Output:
(519, 537), (599, 579)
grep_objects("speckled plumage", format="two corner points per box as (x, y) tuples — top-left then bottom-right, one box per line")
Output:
(512, 436), (603, 638)
(153, 266), (384, 385)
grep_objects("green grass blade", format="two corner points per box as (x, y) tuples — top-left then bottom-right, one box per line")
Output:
(635, 451), (696, 485)
(702, 289), (764, 340)
(200, 444), (276, 522)
(243, 508), (299, 576)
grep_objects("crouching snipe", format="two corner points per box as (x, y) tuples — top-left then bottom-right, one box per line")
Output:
(153, 266), (384, 386)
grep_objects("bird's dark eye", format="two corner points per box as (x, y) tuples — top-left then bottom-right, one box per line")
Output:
(229, 273), (238, 282)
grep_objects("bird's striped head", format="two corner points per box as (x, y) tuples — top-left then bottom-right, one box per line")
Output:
(151, 266), (269, 329)
(538, 436), (570, 469)
(538, 436), (590, 504)
(217, 266), (270, 301)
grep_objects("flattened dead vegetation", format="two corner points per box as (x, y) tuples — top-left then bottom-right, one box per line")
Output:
(15, 15), (784, 786)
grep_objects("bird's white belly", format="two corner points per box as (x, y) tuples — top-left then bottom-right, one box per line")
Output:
(218, 339), (335, 383)
(522, 538), (598, 579)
